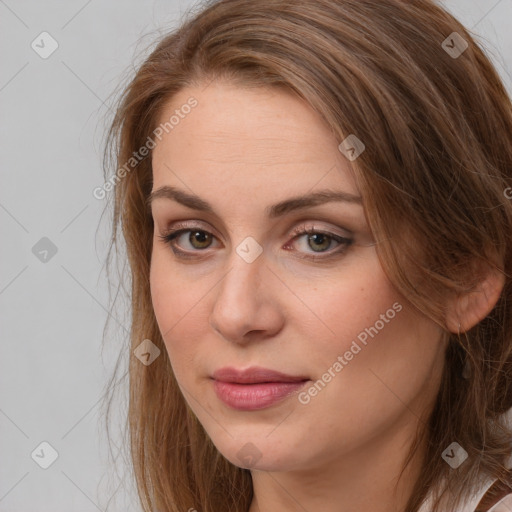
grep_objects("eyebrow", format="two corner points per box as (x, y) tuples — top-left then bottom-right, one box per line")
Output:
(146, 185), (362, 218)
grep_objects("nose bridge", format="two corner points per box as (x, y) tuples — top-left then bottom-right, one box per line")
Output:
(218, 231), (266, 290)
(209, 240), (282, 342)
(218, 241), (265, 308)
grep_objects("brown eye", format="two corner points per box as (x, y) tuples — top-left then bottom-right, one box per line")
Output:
(188, 230), (213, 249)
(159, 228), (217, 252)
(286, 226), (353, 259)
(306, 233), (332, 252)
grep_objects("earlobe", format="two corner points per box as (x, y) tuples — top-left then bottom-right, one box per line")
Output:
(445, 262), (505, 333)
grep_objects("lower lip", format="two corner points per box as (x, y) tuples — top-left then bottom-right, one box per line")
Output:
(212, 379), (309, 411)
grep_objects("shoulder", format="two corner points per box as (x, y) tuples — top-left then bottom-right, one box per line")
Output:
(419, 440), (512, 512)
(476, 476), (512, 512)
(418, 473), (510, 512)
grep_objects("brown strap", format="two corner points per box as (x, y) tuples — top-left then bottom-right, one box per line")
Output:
(475, 478), (512, 511)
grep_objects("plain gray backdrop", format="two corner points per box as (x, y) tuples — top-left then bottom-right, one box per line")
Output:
(1, 1), (511, 510)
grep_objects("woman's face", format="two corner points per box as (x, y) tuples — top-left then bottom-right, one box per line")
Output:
(149, 80), (447, 474)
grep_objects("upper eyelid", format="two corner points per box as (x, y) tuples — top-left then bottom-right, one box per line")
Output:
(161, 221), (350, 241)
(162, 225), (351, 253)
(163, 220), (221, 240)
(162, 229), (351, 265)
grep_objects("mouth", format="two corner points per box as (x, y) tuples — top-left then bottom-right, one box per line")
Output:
(210, 366), (310, 411)
(211, 365), (309, 384)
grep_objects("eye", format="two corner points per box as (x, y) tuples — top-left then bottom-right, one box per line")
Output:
(157, 222), (353, 260)
(158, 227), (218, 255)
(285, 223), (353, 259)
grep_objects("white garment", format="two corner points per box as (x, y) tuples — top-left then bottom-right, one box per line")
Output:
(417, 473), (497, 512)
(487, 493), (512, 512)
(418, 410), (512, 511)
(418, 450), (512, 512)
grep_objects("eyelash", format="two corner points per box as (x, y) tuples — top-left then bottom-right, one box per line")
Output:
(157, 222), (353, 261)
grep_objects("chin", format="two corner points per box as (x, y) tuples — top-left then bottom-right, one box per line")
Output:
(208, 432), (306, 472)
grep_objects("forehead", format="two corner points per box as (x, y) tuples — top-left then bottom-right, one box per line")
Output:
(151, 81), (359, 198)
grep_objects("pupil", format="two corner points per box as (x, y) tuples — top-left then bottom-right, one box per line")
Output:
(309, 233), (330, 252)
(191, 231), (211, 248)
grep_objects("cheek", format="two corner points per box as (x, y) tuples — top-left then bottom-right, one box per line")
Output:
(302, 252), (400, 352)
(149, 250), (206, 377)
(296, 282), (443, 447)
(298, 253), (442, 399)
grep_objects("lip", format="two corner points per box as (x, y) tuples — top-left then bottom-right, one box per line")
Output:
(212, 366), (309, 384)
(211, 366), (309, 411)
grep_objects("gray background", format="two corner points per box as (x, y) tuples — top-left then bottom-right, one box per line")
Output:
(1, 1), (511, 510)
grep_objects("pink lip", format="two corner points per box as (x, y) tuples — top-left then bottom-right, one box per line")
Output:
(211, 366), (309, 411)
(212, 366), (308, 384)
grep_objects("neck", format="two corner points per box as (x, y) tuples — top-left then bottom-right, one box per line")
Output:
(248, 412), (427, 512)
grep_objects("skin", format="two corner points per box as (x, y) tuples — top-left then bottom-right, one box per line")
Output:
(149, 80), (449, 512)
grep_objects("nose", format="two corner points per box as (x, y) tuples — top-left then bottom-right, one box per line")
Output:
(209, 250), (285, 344)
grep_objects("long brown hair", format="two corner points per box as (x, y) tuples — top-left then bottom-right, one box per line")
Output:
(101, 1), (512, 511)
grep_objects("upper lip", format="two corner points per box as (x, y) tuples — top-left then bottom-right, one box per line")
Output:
(212, 366), (309, 384)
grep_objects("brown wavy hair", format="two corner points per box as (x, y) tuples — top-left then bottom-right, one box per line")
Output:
(100, 1), (512, 511)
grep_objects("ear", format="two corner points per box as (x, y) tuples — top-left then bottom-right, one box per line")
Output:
(445, 260), (505, 333)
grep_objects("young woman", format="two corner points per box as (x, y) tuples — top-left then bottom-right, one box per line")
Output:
(102, 1), (512, 510)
